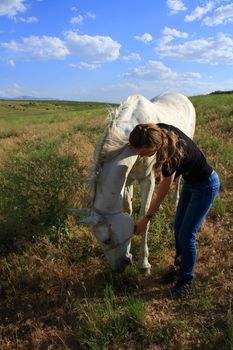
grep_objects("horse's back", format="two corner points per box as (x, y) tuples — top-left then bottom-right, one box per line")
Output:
(150, 92), (196, 137)
(116, 93), (195, 139)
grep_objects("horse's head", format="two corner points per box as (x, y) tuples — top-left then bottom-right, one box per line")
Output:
(69, 208), (135, 272)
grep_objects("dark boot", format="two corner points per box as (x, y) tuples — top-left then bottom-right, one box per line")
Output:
(161, 256), (181, 284)
(170, 278), (192, 299)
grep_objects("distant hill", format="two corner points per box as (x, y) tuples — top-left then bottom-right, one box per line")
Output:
(0, 96), (57, 101)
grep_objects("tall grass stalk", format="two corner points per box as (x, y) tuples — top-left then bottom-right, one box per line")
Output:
(76, 285), (145, 349)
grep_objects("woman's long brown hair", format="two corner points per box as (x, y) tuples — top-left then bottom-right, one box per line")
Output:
(129, 123), (185, 174)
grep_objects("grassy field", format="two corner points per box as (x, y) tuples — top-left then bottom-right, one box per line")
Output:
(0, 95), (232, 350)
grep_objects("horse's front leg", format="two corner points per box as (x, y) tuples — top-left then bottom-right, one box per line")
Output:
(174, 176), (182, 209)
(123, 177), (134, 216)
(138, 172), (155, 274)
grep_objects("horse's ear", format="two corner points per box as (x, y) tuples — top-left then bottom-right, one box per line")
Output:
(69, 208), (103, 225)
(80, 213), (103, 225)
(68, 208), (90, 216)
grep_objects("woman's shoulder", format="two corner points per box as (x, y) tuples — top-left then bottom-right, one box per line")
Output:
(157, 123), (184, 135)
(157, 123), (192, 144)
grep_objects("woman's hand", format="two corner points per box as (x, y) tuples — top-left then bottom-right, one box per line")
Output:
(134, 216), (150, 235)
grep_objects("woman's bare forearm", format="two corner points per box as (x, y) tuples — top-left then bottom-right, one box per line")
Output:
(134, 173), (176, 234)
(146, 173), (175, 217)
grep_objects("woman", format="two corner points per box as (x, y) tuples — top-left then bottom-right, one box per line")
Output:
(129, 123), (220, 299)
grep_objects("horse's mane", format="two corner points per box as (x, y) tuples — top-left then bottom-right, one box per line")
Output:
(88, 103), (129, 205)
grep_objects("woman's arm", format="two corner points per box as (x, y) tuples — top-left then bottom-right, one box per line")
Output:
(134, 172), (176, 234)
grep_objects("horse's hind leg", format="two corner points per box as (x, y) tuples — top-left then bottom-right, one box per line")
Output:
(138, 172), (155, 274)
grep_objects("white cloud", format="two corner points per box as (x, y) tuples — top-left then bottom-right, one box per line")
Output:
(166, 0), (186, 15)
(122, 52), (141, 62)
(122, 60), (201, 81)
(70, 62), (100, 70)
(9, 83), (21, 95)
(64, 31), (121, 63)
(162, 27), (188, 39)
(1, 35), (70, 60)
(117, 60), (215, 100)
(159, 35), (174, 44)
(0, 83), (22, 97)
(157, 33), (233, 64)
(14, 16), (38, 23)
(203, 3), (233, 26)
(79, 62), (100, 70)
(159, 27), (188, 44)
(161, 27), (188, 43)
(0, 0), (26, 17)
(122, 60), (177, 80)
(134, 33), (153, 43)
(7, 58), (15, 66)
(70, 15), (83, 25)
(70, 12), (95, 25)
(185, 2), (214, 22)
(1, 32), (121, 64)
(86, 12), (96, 19)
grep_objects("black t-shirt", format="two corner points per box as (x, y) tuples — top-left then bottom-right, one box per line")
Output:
(157, 123), (213, 182)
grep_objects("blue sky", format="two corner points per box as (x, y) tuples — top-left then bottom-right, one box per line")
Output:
(0, 0), (233, 102)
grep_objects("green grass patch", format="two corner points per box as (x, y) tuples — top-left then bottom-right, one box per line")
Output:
(0, 129), (20, 139)
(72, 123), (86, 132)
(0, 137), (85, 250)
(75, 285), (145, 349)
(190, 94), (233, 118)
(0, 100), (112, 132)
(210, 196), (226, 217)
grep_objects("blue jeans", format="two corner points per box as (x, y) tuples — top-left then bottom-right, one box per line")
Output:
(173, 170), (220, 282)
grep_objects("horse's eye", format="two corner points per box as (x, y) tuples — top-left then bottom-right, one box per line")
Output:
(103, 238), (111, 245)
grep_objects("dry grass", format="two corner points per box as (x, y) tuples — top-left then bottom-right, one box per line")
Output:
(0, 96), (232, 349)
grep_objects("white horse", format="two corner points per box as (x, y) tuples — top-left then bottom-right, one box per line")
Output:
(70, 92), (196, 273)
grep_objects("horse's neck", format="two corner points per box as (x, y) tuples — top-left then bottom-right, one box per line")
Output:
(94, 146), (138, 214)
